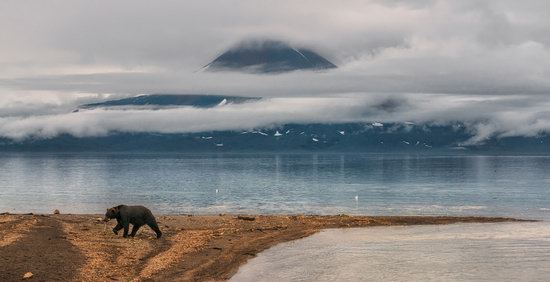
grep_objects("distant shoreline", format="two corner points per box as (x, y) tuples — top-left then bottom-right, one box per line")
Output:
(3, 150), (550, 156)
(0, 213), (534, 281)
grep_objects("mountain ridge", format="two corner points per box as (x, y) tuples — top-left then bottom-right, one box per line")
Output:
(78, 94), (260, 110)
(1, 122), (548, 153)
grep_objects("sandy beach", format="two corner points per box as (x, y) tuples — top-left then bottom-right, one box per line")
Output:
(0, 213), (527, 281)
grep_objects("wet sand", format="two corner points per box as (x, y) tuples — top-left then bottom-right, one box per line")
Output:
(0, 213), (529, 281)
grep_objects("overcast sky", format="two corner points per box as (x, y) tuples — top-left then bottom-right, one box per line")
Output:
(1, 0), (550, 142)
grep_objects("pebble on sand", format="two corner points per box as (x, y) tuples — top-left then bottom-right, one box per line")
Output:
(53, 209), (60, 215)
(23, 272), (33, 279)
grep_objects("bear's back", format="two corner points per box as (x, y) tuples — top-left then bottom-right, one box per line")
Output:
(120, 205), (153, 218)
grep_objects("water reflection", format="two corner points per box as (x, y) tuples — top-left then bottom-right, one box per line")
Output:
(232, 222), (550, 282)
(0, 153), (549, 219)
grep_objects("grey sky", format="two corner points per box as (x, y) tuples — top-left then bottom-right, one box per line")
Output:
(1, 0), (550, 142)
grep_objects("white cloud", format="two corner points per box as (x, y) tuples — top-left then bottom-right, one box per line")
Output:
(2, 0), (550, 96)
(1, 1), (550, 143)
(1, 94), (550, 144)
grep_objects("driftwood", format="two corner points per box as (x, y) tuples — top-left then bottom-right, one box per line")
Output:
(237, 215), (256, 221)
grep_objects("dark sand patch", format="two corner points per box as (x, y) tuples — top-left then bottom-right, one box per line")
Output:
(0, 215), (84, 281)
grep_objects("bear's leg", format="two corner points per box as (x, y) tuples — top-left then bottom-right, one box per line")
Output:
(130, 224), (142, 237)
(147, 221), (162, 239)
(122, 219), (130, 238)
(112, 222), (123, 235)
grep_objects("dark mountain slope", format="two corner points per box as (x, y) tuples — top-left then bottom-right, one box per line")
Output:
(79, 94), (260, 110)
(1, 123), (549, 153)
(204, 40), (337, 73)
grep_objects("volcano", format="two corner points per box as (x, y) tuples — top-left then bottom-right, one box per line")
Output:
(203, 40), (337, 73)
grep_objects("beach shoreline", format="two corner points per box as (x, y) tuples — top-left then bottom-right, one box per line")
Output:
(0, 213), (533, 281)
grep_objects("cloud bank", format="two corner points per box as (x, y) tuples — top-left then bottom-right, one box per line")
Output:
(2, 95), (550, 144)
(1, 1), (550, 143)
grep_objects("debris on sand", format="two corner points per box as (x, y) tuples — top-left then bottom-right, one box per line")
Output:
(237, 215), (256, 221)
(53, 209), (60, 215)
(23, 272), (33, 279)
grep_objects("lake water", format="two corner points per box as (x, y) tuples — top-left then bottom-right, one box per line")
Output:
(2, 153), (550, 281)
(1, 153), (549, 219)
(232, 222), (550, 282)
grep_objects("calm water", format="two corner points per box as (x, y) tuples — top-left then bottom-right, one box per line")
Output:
(232, 222), (550, 282)
(2, 153), (550, 281)
(1, 153), (550, 220)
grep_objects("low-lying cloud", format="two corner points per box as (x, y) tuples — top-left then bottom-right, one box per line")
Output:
(1, 94), (550, 144)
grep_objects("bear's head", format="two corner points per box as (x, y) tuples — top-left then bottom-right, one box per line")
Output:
(104, 206), (120, 222)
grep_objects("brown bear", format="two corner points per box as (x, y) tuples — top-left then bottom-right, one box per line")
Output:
(104, 205), (162, 238)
